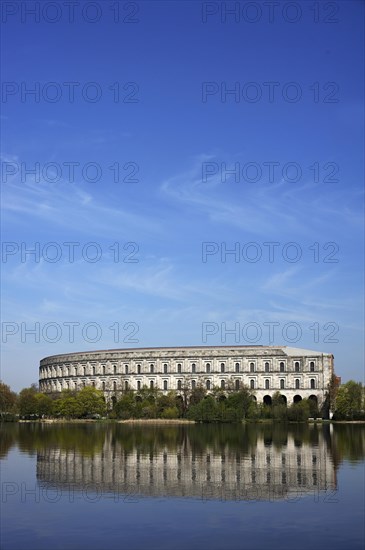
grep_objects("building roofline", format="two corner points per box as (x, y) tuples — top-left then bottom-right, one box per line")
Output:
(40, 345), (333, 362)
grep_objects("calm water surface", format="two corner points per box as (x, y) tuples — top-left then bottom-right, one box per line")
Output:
(1, 422), (364, 550)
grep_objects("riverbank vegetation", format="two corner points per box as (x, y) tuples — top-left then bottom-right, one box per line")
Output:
(1, 379), (364, 422)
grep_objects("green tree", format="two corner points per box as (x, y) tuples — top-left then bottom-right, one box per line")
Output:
(77, 386), (106, 417)
(34, 393), (54, 417)
(226, 387), (254, 420)
(54, 394), (82, 419)
(115, 391), (136, 419)
(17, 385), (39, 416)
(287, 400), (310, 422)
(335, 381), (363, 419)
(0, 382), (17, 413)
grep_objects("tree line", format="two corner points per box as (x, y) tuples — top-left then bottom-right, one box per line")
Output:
(0, 379), (364, 422)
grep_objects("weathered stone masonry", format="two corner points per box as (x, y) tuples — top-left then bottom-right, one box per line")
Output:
(39, 345), (334, 408)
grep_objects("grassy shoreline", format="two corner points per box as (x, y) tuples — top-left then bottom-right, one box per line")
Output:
(14, 418), (365, 424)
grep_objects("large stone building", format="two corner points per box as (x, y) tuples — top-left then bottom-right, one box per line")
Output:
(39, 345), (334, 408)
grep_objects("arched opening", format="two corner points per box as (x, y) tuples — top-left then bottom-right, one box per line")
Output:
(206, 380), (211, 390)
(293, 395), (302, 404)
(280, 362), (285, 372)
(295, 361), (300, 372)
(177, 363), (182, 374)
(192, 363), (196, 373)
(220, 380), (225, 389)
(135, 395), (142, 403)
(280, 379), (285, 389)
(279, 394), (287, 405)
(265, 379), (270, 389)
(265, 362), (270, 372)
(206, 363), (210, 373)
(163, 380), (168, 391)
(220, 363), (225, 373)
(218, 394), (226, 402)
(235, 363), (240, 373)
(250, 362), (255, 372)
(310, 378), (316, 389)
(111, 395), (117, 408)
(263, 395), (272, 406)
(251, 395), (257, 401)
(308, 394), (319, 417)
(235, 379), (240, 390)
(250, 379), (255, 390)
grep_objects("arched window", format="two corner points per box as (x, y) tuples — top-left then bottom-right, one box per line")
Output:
(280, 379), (285, 389)
(221, 363), (225, 373)
(164, 364), (168, 374)
(265, 379), (270, 389)
(221, 380), (225, 389)
(192, 363), (196, 373)
(265, 362), (270, 372)
(82, 366), (86, 376)
(280, 362), (285, 372)
(295, 379), (300, 389)
(137, 381), (141, 390)
(250, 363), (255, 372)
(235, 379), (240, 390)
(295, 362), (300, 372)
(250, 379), (255, 390)
(92, 366), (95, 375)
(206, 363), (210, 373)
(206, 380), (211, 390)
(137, 364), (141, 374)
(113, 381), (117, 391)
(163, 380), (168, 390)
(125, 365), (128, 374)
(177, 363), (182, 374)
(310, 361), (315, 372)
(102, 366), (105, 375)
(125, 381), (129, 390)
(310, 378), (316, 389)
(150, 380), (154, 389)
(113, 365), (117, 374)
(192, 380), (196, 389)
(177, 380), (182, 390)
(102, 381), (106, 391)
(150, 364), (154, 373)
(235, 363), (240, 373)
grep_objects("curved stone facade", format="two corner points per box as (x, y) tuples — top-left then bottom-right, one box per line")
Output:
(39, 345), (334, 407)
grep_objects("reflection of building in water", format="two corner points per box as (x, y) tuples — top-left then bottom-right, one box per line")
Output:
(37, 429), (336, 501)
(39, 345), (334, 408)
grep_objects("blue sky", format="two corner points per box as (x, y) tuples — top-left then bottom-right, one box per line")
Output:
(1, 0), (364, 391)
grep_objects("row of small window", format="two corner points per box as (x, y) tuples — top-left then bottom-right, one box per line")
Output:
(49, 378), (317, 391)
(43, 360), (316, 377)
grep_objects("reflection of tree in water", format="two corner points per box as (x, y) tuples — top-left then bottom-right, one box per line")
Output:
(0, 423), (20, 458)
(331, 424), (365, 466)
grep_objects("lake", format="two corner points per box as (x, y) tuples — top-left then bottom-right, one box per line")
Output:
(1, 422), (364, 550)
